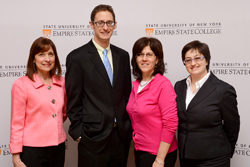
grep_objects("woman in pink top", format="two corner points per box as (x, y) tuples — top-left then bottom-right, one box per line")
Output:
(9, 37), (67, 167)
(126, 37), (178, 167)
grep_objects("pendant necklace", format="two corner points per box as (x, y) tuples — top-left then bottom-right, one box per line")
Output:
(140, 77), (153, 87)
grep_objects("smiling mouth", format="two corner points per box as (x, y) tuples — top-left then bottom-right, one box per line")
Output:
(102, 32), (110, 35)
(140, 63), (149, 66)
(191, 65), (199, 69)
(43, 64), (52, 66)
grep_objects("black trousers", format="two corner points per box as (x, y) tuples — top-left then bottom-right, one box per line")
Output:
(134, 149), (177, 167)
(180, 153), (231, 167)
(20, 142), (65, 167)
(78, 127), (130, 167)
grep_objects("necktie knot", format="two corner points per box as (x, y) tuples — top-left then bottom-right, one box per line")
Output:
(103, 49), (108, 56)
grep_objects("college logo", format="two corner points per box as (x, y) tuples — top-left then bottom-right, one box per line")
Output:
(0, 65), (26, 78)
(0, 64), (26, 77)
(42, 25), (117, 37)
(145, 28), (154, 37)
(145, 22), (221, 36)
(43, 29), (52, 38)
(0, 144), (10, 156)
(210, 62), (250, 75)
(235, 143), (250, 156)
(0, 64), (66, 78)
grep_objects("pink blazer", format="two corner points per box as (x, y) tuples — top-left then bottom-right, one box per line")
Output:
(126, 74), (178, 155)
(9, 74), (67, 154)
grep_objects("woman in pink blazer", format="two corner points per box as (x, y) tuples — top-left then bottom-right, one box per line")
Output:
(9, 37), (67, 167)
(126, 37), (178, 167)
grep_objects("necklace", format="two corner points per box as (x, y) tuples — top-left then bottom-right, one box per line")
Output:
(140, 77), (153, 87)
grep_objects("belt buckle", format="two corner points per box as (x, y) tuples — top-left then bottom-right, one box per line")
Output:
(113, 122), (117, 127)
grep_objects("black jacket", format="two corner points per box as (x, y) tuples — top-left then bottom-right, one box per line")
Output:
(65, 40), (132, 153)
(174, 72), (240, 159)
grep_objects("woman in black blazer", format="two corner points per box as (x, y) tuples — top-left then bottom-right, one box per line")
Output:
(174, 40), (240, 167)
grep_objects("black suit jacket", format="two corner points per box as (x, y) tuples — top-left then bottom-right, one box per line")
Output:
(174, 72), (240, 159)
(65, 40), (132, 153)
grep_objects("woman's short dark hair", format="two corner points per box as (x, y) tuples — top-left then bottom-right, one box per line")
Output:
(131, 37), (165, 80)
(181, 40), (211, 71)
(26, 37), (62, 81)
(91, 4), (115, 22)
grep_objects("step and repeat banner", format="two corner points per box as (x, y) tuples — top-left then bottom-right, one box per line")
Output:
(1, 0), (249, 166)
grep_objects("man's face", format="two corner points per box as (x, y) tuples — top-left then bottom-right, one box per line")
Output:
(90, 11), (117, 45)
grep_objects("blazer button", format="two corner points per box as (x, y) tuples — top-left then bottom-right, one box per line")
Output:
(48, 86), (52, 90)
(52, 99), (56, 104)
(52, 114), (57, 118)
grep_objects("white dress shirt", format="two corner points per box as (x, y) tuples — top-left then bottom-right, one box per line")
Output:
(186, 72), (210, 109)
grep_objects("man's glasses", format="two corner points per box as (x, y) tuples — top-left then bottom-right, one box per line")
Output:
(136, 53), (155, 58)
(92, 21), (115, 27)
(183, 56), (205, 65)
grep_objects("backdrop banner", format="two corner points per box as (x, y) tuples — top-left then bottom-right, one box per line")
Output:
(1, 0), (249, 166)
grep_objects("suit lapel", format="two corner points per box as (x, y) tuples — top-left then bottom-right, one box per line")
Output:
(110, 45), (120, 87)
(87, 41), (112, 86)
(187, 72), (218, 111)
(178, 80), (187, 113)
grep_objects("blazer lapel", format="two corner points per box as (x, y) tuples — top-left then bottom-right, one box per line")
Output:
(87, 41), (112, 86)
(178, 80), (188, 113)
(187, 72), (218, 111)
(110, 45), (120, 87)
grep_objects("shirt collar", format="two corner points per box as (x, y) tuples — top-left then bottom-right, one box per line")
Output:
(31, 74), (63, 89)
(92, 39), (110, 53)
(133, 73), (160, 91)
(186, 71), (211, 89)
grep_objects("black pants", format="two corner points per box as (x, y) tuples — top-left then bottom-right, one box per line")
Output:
(180, 153), (231, 167)
(134, 149), (177, 167)
(20, 142), (65, 167)
(78, 127), (130, 167)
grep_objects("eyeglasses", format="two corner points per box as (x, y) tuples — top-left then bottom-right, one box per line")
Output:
(183, 56), (205, 65)
(136, 52), (155, 58)
(92, 21), (115, 27)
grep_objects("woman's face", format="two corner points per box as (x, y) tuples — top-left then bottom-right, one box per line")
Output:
(184, 48), (208, 77)
(34, 46), (55, 76)
(136, 45), (158, 78)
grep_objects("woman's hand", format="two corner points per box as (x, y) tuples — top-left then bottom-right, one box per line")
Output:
(76, 136), (81, 143)
(153, 141), (170, 167)
(12, 153), (26, 167)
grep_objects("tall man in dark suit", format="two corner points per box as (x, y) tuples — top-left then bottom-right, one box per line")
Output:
(65, 4), (132, 167)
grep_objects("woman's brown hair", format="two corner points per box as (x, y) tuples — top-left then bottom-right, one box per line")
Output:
(26, 37), (62, 81)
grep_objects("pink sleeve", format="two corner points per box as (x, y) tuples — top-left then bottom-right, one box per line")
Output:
(9, 79), (27, 153)
(158, 80), (178, 144)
